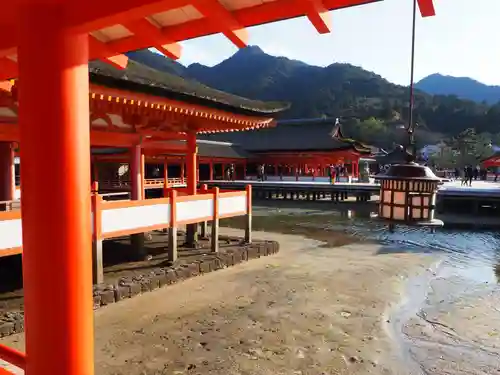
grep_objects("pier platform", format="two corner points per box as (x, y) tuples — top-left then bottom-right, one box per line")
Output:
(202, 179), (500, 215)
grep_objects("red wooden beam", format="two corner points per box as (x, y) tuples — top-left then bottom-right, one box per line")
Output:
(193, 0), (248, 48)
(300, 0), (331, 34)
(89, 36), (129, 69)
(123, 19), (182, 60)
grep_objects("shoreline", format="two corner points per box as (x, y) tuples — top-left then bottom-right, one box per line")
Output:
(250, 199), (500, 230)
(2, 228), (434, 375)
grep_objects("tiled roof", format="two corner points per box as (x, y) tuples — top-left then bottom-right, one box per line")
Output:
(89, 60), (290, 117)
(196, 140), (251, 159)
(201, 117), (371, 153)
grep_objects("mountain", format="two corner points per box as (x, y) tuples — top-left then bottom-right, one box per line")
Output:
(185, 46), (409, 120)
(126, 50), (188, 78)
(415, 74), (500, 104)
(127, 48), (500, 145)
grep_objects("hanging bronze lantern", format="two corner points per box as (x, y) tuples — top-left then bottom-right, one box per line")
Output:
(375, 162), (443, 230)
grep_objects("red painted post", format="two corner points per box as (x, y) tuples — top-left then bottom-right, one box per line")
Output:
(0, 142), (14, 211)
(245, 185), (252, 243)
(18, 4), (94, 374)
(186, 133), (198, 245)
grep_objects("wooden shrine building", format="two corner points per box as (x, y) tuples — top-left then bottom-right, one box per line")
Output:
(201, 117), (372, 181)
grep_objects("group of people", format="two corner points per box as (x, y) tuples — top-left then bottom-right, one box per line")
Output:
(453, 165), (487, 186)
(224, 164), (236, 181)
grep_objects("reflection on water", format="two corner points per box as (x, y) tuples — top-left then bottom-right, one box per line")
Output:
(250, 202), (500, 285)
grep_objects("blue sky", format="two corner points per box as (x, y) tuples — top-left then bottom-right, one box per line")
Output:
(160, 0), (500, 86)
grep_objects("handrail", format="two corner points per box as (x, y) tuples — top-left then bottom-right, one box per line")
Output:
(0, 344), (26, 371)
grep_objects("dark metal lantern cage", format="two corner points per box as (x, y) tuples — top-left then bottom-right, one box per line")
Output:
(376, 163), (442, 225)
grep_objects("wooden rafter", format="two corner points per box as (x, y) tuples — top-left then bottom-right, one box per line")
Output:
(299, 0), (331, 34)
(88, 36), (129, 69)
(193, 0), (248, 49)
(123, 18), (182, 60)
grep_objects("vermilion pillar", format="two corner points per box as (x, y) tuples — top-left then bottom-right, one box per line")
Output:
(163, 160), (169, 194)
(186, 132), (198, 246)
(209, 161), (214, 180)
(130, 145), (143, 200)
(130, 145), (146, 258)
(0, 142), (15, 210)
(18, 4), (94, 375)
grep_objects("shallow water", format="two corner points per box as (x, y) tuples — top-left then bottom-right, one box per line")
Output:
(247, 202), (500, 374)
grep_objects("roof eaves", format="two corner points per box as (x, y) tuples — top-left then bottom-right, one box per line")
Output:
(88, 61), (290, 117)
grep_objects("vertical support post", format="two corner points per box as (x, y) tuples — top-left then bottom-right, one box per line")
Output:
(211, 187), (219, 252)
(91, 158), (98, 185)
(130, 145), (146, 259)
(141, 152), (146, 199)
(18, 5), (94, 374)
(209, 161), (214, 180)
(131, 145), (143, 200)
(295, 165), (299, 181)
(180, 161), (185, 184)
(0, 142), (14, 211)
(196, 156), (200, 183)
(168, 190), (178, 261)
(163, 160), (169, 195)
(91, 181), (103, 285)
(245, 185), (252, 244)
(243, 162), (247, 180)
(186, 132), (198, 247)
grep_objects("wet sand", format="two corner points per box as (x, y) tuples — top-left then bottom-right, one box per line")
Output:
(1, 228), (432, 375)
(400, 277), (500, 374)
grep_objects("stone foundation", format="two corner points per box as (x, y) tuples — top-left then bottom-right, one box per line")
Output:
(0, 236), (279, 339)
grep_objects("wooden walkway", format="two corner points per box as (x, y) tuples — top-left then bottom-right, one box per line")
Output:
(202, 180), (500, 215)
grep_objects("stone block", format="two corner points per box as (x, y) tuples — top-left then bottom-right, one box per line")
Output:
(100, 290), (116, 306)
(211, 255), (227, 271)
(140, 279), (152, 293)
(240, 248), (249, 261)
(130, 283), (142, 297)
(154, 271), (167, 288)
(233, 249), (244, 264)
(222, 253), (234, 267)
(247, 247), (259, 260)
(199, 260), (212, 274)
(14, 318), (24, 333)
(165, 269), (177, 284)
(149, 275), (160, 290)
(0, 322), (14, 337)
(93, 295), (101, 309)
(114, 285), (131, 301)
(187, 262), (200, 277)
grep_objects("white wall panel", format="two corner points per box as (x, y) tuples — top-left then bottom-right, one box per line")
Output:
(219, 195), (246, 216)
(101, 204), (170, 235)
(176, 199), (213, 223)
(0, 218), (22, 251)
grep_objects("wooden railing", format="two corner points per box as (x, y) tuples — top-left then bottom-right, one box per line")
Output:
(98, 178), (186, 190)
(0, 186), (252, 258)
